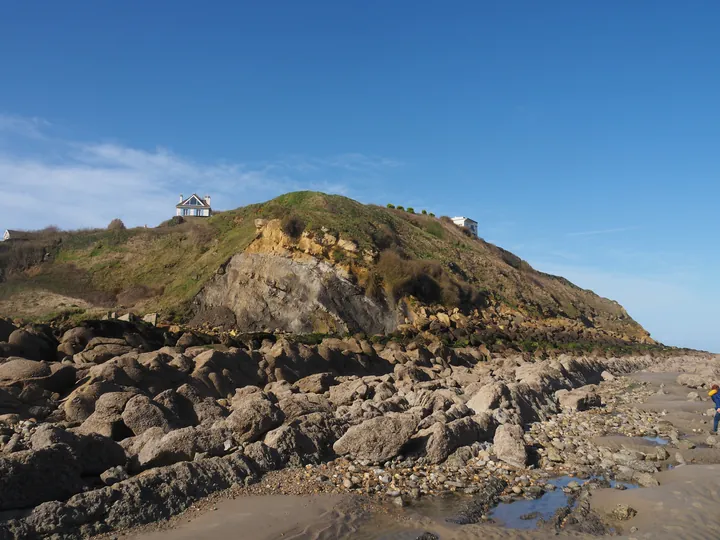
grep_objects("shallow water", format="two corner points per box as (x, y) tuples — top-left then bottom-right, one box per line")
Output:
(642, 436), (669, 445)
(489, 476), (637, 530)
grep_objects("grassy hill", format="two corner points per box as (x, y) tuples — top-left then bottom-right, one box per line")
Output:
(0, 191), (649, 343)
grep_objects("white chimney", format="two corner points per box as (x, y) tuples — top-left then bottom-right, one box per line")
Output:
(204, 195), (211, 207)
(179, 194), (184, 203)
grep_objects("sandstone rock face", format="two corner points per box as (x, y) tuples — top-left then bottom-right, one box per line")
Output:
(192, 253), (396, 334)
(493, 424), (528, 469)
(333, 413), (418, 462)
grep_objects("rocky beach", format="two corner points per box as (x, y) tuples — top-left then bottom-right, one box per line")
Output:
(0, 316), (717, 539)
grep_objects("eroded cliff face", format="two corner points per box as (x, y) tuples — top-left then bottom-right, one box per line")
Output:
(193, 252), (396, 334)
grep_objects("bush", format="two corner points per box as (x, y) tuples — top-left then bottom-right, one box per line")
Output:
(421, 209), (427, 215)
(429, 213), (436, 217)
(108, 219), (126, 230)
(396, 206), (404, 211)
(386, 203), (395, 209)
(407, 207), (415, 214)
(281, 214), (305, 238)
(424, 221), (444, 239)
(439, 216), (452, 224)
(168, 216), (185, 227)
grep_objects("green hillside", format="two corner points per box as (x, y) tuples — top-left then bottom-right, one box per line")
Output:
(0, 191), (649, 342)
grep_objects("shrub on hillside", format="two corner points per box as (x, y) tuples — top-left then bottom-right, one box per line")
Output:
(429, 212), (436, 217)
(407, 207), (415, 214)
(386, 203), (395, 209)
(374, 250), (483, 308)
(108, 219), (126, 230)
(396, 205), (404, 211)
(439, 216), (452, 224)
(421, 209), (427, 215)
(281, 213), (305, 238)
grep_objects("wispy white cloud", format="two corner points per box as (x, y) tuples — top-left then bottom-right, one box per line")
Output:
(0, 115), (399, 231)
(0, 114), (51, 140)
(566, 226), (641, 237)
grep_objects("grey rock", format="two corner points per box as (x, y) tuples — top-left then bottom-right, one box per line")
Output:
(30, 424), (126, 475)
(493, 424), (528, 469)
(3, 453), (257, 538)
(100, 465), (129, 485)
(217, 392), (284, 443)
(121, 394), (174, 435)
(333, 412), (418, 462)
(0, 444), (84, 511)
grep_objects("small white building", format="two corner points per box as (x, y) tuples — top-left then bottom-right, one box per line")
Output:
(176, 194), (212, 217)
(451, 216), (478, 236)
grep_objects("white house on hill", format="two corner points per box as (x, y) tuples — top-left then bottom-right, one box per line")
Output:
(2, 230), (30, 242)
(176, 194), (212, 217)
(451, 216), (478, 236)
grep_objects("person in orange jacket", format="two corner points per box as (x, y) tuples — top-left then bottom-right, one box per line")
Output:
(710, 384), (720, 434)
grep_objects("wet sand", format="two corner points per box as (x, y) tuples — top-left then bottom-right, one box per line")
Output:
(127, 495), (356, 540)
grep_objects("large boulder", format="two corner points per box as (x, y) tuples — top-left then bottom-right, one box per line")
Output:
(0, 359), (75, 393)
(493, 423), (528, 469)
(242, 441), (283, 473)
(555, 386), (600, 412)
(30, 425), (126, 475)
(0, 358), (51, 382)
(63, 381), (124, 423)
(74, 338), (133, 364)
(133, 426), (231, 470)
(676, 373), (708, 389)
(121, 394), (175, 435)
(293, 372), (337, 394)
(216, 391), (284, 443)
(77, 391), (138, 439)
(264, 412), (345, 466)
(0, 444), (84, 510)
(466, 382), (508, 413)
(278, 393), (332, 421)
(8, 329), (56, 362)
(189, 349), (263, 398)
(58, 327), (95, 357)
(416, 414), (496, 464)
(332, 412), (418, 462)
(175, 384), (228, 425)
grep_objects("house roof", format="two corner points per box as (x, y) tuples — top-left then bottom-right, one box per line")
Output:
(451, 216), (477, 224)
(177, 194), (211, 208)
(3, 230), (31, 240)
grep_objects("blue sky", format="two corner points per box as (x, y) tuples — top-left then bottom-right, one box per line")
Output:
(1, 1), (718, 351)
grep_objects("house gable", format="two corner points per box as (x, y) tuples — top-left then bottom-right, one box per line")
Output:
(177, 194), (209, 208)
